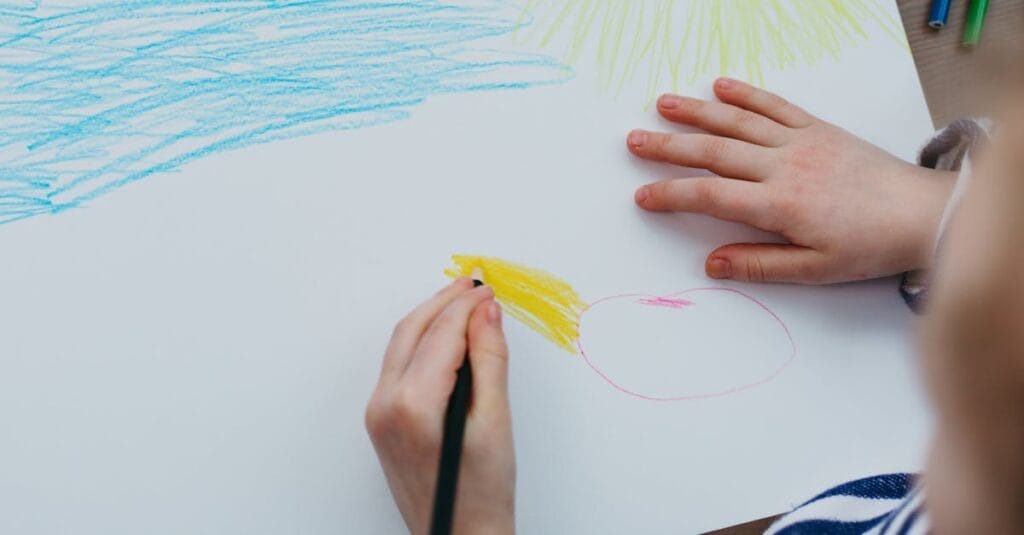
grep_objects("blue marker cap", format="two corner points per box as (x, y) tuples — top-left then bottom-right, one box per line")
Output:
(929, 0), (952, 29)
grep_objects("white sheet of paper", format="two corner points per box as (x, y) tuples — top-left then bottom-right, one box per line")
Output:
(0, 1), (935, 533)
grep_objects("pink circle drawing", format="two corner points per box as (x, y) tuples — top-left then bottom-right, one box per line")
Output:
(577, 287), (796, 402)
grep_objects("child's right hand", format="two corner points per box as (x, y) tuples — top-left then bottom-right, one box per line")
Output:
(365, 279), (515, 535)
(627, 77), (956, 285)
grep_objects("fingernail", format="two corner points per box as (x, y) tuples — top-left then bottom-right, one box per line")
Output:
(627, 130), (647, 148)
(716, 77), (736, 90)
(634, 187), (649, 205)
(707, 258), (732, 279)
(487, 300), (502, 326)
(658, 94), (682, 109)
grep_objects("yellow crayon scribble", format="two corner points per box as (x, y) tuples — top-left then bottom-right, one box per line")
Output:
(445, 255), (585, 354)
(518, 0), (907, 101)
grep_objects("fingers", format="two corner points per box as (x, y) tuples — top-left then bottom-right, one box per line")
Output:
(380, 278), (476, 386)
(402, 285), (494, 398)
(627, 130), (774, 181)
(705, 244), (832, 284)
(635, 177), (778, 232)
(656, 94), (789, 147)
(466, 300), (509, 413)
(712, 77), (815, 129)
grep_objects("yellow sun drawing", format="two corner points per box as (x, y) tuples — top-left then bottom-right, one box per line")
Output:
(446, 254), (586, 353)
(517, 0), (907, 100)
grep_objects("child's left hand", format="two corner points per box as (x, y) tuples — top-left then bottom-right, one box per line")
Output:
(628, 78), (956, 285)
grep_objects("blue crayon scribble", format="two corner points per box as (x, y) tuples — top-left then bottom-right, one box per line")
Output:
(0, 1), (568, 224)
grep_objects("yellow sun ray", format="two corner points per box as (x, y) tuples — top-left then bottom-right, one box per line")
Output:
(445, 254), (585, 354)
(518, 0), (907, 101)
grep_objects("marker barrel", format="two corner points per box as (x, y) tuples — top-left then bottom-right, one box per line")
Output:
(963, 0), (990, 46)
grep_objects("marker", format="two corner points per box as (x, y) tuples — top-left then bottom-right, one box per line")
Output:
(430, 273), (483, 535)
(928, 0), (951, 29)
(963, 0), (990, 46)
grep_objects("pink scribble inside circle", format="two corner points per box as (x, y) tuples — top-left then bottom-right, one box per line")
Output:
(577, 287), (796, 402)
(634, 296), (693, 309)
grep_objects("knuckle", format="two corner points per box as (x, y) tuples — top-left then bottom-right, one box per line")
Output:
(366, 389), (433, 448)
(692, 179), (720, 208)
(701, 136), (729, 163)
(391, 388), (426, 428)
(447, 293), (482, 320)
(431, 309), (460, 332)
(771, 94), (812, 126)
(364, 396), (391, 439)
(733, 109), (761, 133)
(476, 341), (510, 363)
(744, 255), (769, 282)
(767, 92), (790, 110)
(392, 316), (412, 338)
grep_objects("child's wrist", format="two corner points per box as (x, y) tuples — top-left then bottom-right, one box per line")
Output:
(909, 166), (958, 271)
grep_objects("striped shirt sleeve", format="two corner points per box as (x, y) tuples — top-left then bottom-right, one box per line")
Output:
(765, 473), (929, 535)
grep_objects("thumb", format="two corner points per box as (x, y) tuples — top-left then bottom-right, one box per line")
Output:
(706, 244), (831, 284)
(467, 298), (510, 412)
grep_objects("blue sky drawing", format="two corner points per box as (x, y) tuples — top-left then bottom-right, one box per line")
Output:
(0, 1), (567, 224)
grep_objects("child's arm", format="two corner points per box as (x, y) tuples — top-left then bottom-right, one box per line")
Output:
(922, 105), (1024, 534)
(628, 78), (957, 285)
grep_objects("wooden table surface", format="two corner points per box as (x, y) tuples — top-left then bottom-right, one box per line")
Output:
(901, 0), (1024, 127)
(708, 1), (1022, 533)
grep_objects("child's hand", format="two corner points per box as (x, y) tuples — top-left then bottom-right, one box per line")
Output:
(365, 278), (515, 535)
(628, 77), (955, 284)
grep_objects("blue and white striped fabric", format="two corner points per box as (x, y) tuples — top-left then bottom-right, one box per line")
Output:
(765, 474), (930, 534)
